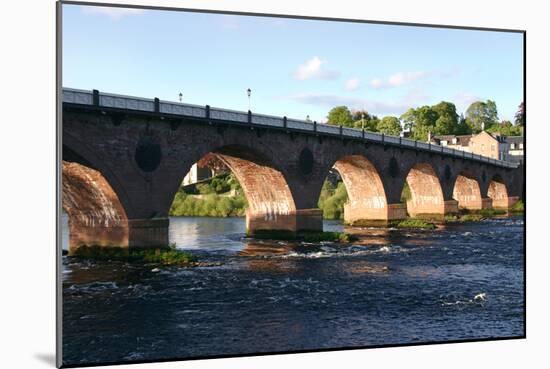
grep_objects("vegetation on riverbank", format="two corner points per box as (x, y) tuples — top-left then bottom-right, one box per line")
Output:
(170, 173), (247, 217)
(445, 206), (518, 223)
(317, 181), (348, 220)
(72, 245), (197, 265)
(394, 218), (436, 229)
(510, 200), (524, 213)
(250, 230), (358, 243)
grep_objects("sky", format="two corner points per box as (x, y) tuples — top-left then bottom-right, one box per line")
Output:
(62, 4), (524, 122)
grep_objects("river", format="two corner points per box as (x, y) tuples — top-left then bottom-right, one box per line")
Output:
(61, 215), (524, 366)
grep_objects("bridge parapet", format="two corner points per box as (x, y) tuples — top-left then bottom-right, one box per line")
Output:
(63, 88), (519, 170)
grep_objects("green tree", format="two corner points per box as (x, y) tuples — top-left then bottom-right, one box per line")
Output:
(454, 113), (472, 135)
(377, 116), (402, 136)
(400, 108), (416, 133)
(514, 102), (525, 126)
(465, 100), (499, 132)
(401, 105), (439, 141)
(351, 110), (379, 131)
(486, 120), (524, 136)
(327, 106), (353, 126)
(432, 101), (459, 135)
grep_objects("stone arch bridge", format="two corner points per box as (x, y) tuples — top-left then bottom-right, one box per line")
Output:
(61, 88), (523, 252)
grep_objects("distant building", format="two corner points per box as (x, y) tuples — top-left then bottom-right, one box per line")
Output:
(429, 134), (472, 152)
(498, 135), (524, 164)
(469, 131), (500, 159)
(430, 131), (524, 164)
(182, 163), (214, 186)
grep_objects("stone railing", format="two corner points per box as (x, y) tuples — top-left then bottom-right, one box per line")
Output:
(62, 88), (520, 169)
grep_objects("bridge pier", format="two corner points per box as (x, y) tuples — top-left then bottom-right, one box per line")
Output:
(406, 199), (459, 219)
(67, 220), (129, 255)
(344, 203), (407, 226)
(246, 208), (323, 235)
(456, 197), (493, 211)
(492, 196), (520, 210)
(128, 218), (170, 249)
(67, 218), (170, 254)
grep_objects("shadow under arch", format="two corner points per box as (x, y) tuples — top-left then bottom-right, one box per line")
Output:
(62, 160), (129, 254)
(404, 163), (446, 217)
(487, 174), (510, 209)
(175, 144), (303, 234)
(452, 170), (485, 210)
(330, 154), (396, 225)
(63, 133), (134, 218)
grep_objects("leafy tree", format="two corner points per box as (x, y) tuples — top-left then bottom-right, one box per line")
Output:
(327, 106), (353, 126)
(317, 181), (348, 220)
(400, 108), (416, 133)
(377, 116), (402, 136)
(351, 110), (379, 131)
(432, 101), (458, 135)
(465, 100), (499, 132)
(401, 105), (439, 141)
(454, 113), (472, 135)
(486, 120), (524, 136)
(514, 102), (525, 126)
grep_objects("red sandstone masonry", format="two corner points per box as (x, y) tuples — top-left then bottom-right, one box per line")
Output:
(62, 108), (524, 248)
(62, 161), (129, 253)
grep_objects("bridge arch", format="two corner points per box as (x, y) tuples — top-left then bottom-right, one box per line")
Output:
(329, 155), (389, 225)
(487, 174), (509, 209)
(62, 160), (129, 254)
(63, 133), (134, 217)
(403, 163), (446, 217)
(452, 170), (484, 210)
(174, 145), (301, 234)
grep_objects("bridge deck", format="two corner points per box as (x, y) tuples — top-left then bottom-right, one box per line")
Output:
(62, 88), (518, 169)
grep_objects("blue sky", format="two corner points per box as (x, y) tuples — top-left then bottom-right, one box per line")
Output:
(62, 4), (524, 122)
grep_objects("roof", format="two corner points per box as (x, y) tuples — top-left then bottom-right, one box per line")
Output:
(432, 134), (472, 146)
(504, 136), (524, 145)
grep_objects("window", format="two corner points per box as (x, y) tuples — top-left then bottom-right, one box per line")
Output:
(510, 143), (515, 150)
(452, 138), (457, 144)
(519, 143), (524, 149)
(441, 140), (447, 146)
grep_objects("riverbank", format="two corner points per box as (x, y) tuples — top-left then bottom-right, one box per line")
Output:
(71, 245), (198, 266)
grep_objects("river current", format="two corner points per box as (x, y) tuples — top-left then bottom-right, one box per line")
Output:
(61, 215), (524, 366)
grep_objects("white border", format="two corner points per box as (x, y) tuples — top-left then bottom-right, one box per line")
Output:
(2, 1), (547, 369)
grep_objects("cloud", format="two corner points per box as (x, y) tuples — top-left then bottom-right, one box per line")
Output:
(369, 71), (430, 89)
(293, 57), (340, 81)
(81, 6), (145, 20)
(284, 85), (433, 116)
(286, 93), (412, 116)
(453, 92), (483, 111)
(440, 67), (460, 79)
(401, 87), (430, 106)
(344, 78), (360, 91)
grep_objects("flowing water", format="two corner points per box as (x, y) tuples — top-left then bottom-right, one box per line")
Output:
(61, 215), (524, 366)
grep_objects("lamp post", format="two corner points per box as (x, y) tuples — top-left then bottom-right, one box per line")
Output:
(306, 115), (311, 122)
(247, 88), (251, 111)
(178, 92), (182, 102)
(361, 112), (365, 130)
